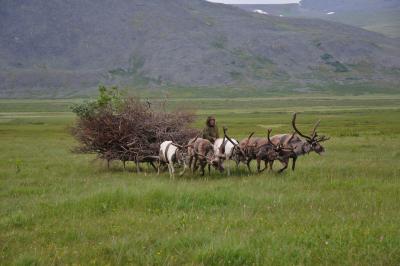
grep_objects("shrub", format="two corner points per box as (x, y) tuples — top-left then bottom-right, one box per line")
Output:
(70, 85), (123, 118)
(328, 61), (349, 72)
(321, 53), (333, 61)
(320, 53), (349, 73)
(71, 87), (199, 165)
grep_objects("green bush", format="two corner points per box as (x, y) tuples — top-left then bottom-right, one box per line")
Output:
(321, 53), (333, 61)
(328, 61), (349, 72)
(70, 100), (98, 119)
(70, 85), (123, 118)
(320, 53), (349, 72)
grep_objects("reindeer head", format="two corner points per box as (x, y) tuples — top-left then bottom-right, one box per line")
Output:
(291, 113), (330, 155)
(223, 127), (252, 164)
(192, 137), (225, 173)
(171, 137), (197, 176)
(206, 149), (225, 173)
(174, 146), (188, 165)
(231, 146), (246, 165)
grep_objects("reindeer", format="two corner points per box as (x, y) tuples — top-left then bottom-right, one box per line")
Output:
(159, 141), (190, 179)
(222, 128), (254, 171)
(224, 127), (293, 173)
(270, 112), (330, 172)
(189, 138), (224, 176)
(254, 129), (294, 173)
(213, 134), (239, 176)
(238, 130), (292, 173)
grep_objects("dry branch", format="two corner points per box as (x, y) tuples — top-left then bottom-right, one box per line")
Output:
(71, 97), (199, 165)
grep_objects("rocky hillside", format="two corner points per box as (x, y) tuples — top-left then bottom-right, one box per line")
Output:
(237, 0), (400, 38)
(1, 0), (399, 98)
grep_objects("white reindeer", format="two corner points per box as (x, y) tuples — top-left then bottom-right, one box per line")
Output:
(213, 137), (239, 176)
(159, 141), (188, 179)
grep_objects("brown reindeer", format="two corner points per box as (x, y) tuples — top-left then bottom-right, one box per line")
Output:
(222, 127), (254, 170)
(224, 127), (292, 173)
(255, 129), (294, 173)
(270, 112), (330, 172)
(188, 137), (224, 176)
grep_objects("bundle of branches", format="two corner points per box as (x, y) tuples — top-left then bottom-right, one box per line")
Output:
(71, 95), (199, 166)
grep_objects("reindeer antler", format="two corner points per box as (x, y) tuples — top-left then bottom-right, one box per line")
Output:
(223, 126), (238, 147)
(171, 142), (183, 149)
(311, 120), (321, 139)
(267, 128), (272, 142)
(169, 134), (177, 143)
(185, 135), (199, 148)
(292, 112), (312, 140)
(244, 132), (255, 149)
(267, 128), (278, 148)
(223, 126), (248, 157)
(169, 134), (183, 149)
(292, 113), (330, 143)
(278, 131), (296, 151)
(317, 135), (330, 142)
(285, 131), (296, 146)
(219, 130), (227, 155)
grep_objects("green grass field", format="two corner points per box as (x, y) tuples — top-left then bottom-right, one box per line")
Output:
(1, 95), (400, 265)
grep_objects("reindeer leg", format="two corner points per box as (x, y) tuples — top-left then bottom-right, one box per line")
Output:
(157, 160), (161, 175)
(278, 158), (288, 173)
(171, 164), (175, 180)
(200, 161), (205, 176)
(189, 156), (193, 172)
(258, 160), (267, 173)
(235, 160), (240, 170)
(292, 156), (297, 171)
(193, 157), (198, 173)
(167, 164), (172, 179)
(150, 161), (157, 171)
(145, 163), (149, 176)
(136, 160), (140, 174)
(208, 164), (211, 175)
(193, 158), (201, 172)
(246, 159), (252, 173)
(259, 160), (268, 172)
(227, 160), (231, 176)
(256, 158), (261, 173)
(269, 160), (274, 171)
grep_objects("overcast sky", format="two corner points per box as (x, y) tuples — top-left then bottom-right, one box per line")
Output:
(207, 0), (300, 4)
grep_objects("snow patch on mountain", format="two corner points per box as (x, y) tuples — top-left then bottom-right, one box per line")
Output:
(253, 9), (268, 15)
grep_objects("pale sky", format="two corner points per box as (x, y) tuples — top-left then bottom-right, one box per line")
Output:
(208, 0), (300, 4)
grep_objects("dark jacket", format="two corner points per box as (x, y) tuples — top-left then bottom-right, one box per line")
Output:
(202, 116), (219, 143)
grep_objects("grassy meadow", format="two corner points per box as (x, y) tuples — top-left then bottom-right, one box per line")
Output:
(0, 95), (400, 265)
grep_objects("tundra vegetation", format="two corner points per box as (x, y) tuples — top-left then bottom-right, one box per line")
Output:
(0, 94), (400, 265)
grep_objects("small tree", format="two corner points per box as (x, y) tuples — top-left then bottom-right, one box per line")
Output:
(71, 85), (123, 118)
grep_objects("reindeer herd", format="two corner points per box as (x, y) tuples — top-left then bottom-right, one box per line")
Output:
(158, 113), (330, 179)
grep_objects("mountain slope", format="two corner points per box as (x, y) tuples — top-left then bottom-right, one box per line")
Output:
(0, 0), (399, 98)
(299, 0), (399, 11)
(236, 0), (400, 38)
